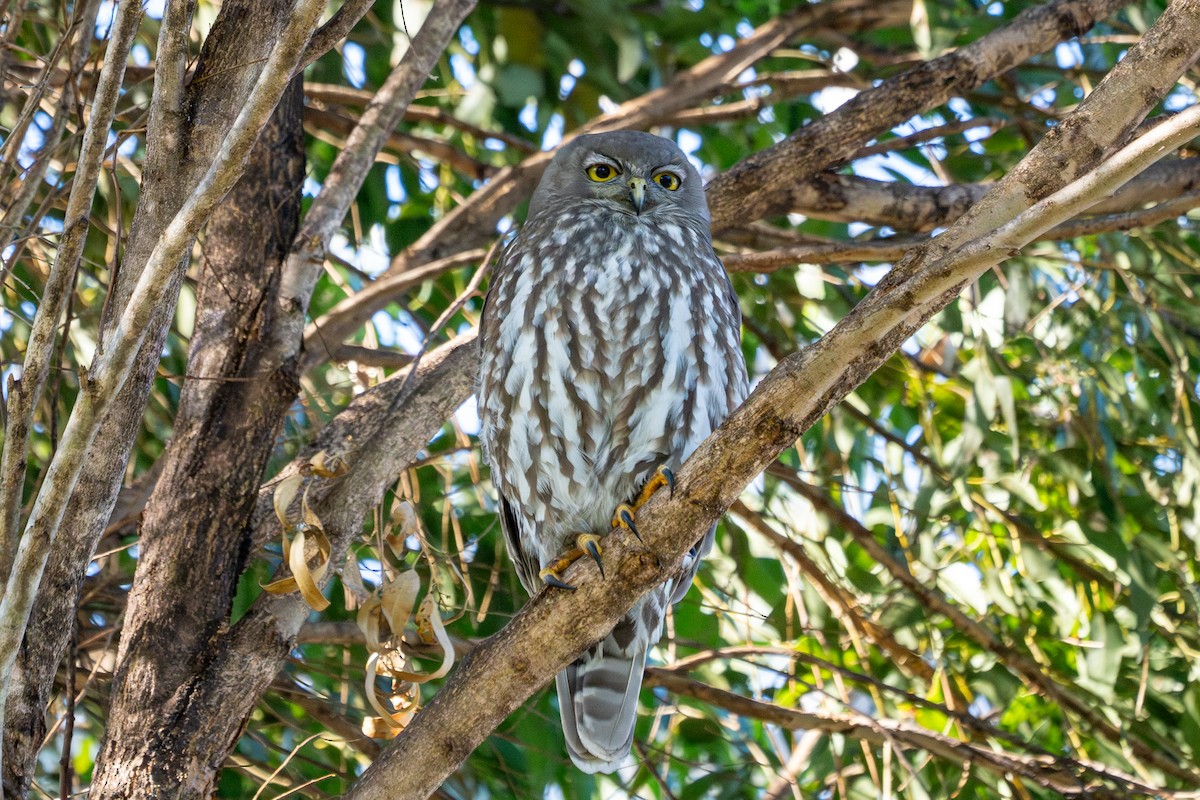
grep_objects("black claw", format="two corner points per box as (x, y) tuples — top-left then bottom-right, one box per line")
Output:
(662, 467), (676, 498)
(620, 508), (642, 542)
(584, 540), (605, 578)
(543, 574), (576, 591)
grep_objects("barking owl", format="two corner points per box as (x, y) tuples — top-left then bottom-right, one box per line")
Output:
(478, 130), (748, 773)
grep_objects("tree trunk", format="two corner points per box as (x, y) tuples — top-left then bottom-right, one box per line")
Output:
(90, 78), (304, 800)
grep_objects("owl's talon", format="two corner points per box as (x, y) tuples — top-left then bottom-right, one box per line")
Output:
(540, 570), (577, 591)
(660, 466), (676, 499)
(610, 465), (675, 542)
(580, 534), (605, 578)
(613, 505), (641, 541)
(640, 465), (675, 505)
(539, 533), (608, 590)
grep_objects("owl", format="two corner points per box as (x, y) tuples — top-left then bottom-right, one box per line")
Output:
(478, 131), (748, 773)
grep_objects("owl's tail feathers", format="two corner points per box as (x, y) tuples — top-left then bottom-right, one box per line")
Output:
(556, 643), (649, 774)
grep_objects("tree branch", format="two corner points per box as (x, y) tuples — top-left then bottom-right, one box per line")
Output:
(0, 0), (140, 586)
(96, 336), (479, 798)
(643, 671), (1159, 799)
(780, 156), (1200, 233)
(729, 500), (939, 688)
(705, 0), (1131, 232)
(300, 0), (375, 70)
(278, 0), (476, 374)
(721, 182), (1200, 273)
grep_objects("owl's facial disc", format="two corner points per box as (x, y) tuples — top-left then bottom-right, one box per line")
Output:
(582, 154), (680, 216)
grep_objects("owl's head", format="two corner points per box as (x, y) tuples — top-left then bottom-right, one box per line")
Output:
(528, 131), (709, 225)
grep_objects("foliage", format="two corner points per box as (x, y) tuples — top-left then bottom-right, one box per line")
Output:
(2, 0), (1199, 797)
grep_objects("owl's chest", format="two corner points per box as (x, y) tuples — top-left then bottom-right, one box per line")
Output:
(483, 222), (702, 527)
(510, 223), (691, 402)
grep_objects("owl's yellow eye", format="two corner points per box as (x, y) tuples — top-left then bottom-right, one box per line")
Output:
(654, 172), (681, 191)
(585, 163), (619, 182)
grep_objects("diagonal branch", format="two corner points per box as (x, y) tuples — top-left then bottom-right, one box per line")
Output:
(300, 0), (375, 70)
(644, 671), (1161, 799)
(0, 0), (141, 585)
(704, 0), (1132, 232)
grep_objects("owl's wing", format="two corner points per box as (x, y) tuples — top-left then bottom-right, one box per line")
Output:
(498, 494), (541, 594)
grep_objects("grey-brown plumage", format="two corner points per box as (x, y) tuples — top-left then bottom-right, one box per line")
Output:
(478, 131), (748, 773)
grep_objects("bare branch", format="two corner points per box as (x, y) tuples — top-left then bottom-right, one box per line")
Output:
(705, 0), (1131, 231)
(300, 0), (375, 70)
(644, 671), (1157, 799)
(850, 116), (1005, 159)
(0, 0), (141, 588)
(278, 0), (477, 366)
(780, 155), (1200, 233)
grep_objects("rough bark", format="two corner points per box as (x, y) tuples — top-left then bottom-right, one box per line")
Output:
(88, 71), (305, 800)
(5, 0), (1196, 796)
(2, 0), (308, 793)
(95, 337), (475, 800)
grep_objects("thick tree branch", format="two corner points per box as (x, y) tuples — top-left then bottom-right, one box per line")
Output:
(3, 0), (340, 793)
(884, 0), (1200, 278)
(89, 71), (306, 798)
(95, 336), (478, 799)
(706, 0), (1133, 232)
(722, 181), (1200, 273)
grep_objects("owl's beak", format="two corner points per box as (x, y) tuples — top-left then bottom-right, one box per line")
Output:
(627, 177), (646, 214)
